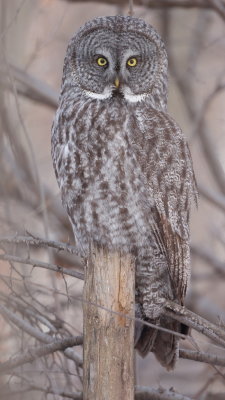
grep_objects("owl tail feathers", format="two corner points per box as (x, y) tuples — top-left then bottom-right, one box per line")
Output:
(135, 317), (183, 370)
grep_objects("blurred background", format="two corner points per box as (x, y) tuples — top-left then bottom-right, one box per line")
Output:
(0, 0), (225, 399)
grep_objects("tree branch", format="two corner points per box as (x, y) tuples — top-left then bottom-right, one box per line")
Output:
(191, 245), (225, 276)
(61, 0), (225, 21)
(2, 385), (193, 400)
(0, 233), (80, 255)
(0, 305), (83, 366)
(0, 336), (83, 374)
(179, 348), (225, 367)
(198, 184), (225, 214)
(3, 384), (83, 400)
(0, 304), (54, 343)
(0, 233), (83, 269)
(0, 253), (84, 280)
(135, 386), (192, 400)
(165, 300), (225, 348)
(197, 84), (225, 195)
(1, 64), (58, 109)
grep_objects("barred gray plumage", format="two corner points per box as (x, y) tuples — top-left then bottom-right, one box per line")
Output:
(51, 15), (197, 369)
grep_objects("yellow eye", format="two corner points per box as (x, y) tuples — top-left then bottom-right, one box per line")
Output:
(127, 57), (137, 67)
(97, 57), (108, 67)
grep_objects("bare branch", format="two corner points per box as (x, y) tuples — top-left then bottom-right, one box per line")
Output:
(0, 233), (83, 269)
(165, 300), (225, 348)
(0, 253), (84, 280)
(0, 0), (27, 41)
(4, 335), (225, 377)
(29, 386), (83, 399)
(0, 304), (54, 343)
(197, 84), (225, 195)
(186, 291), (225, 327)
(1, 293), (59, 333)
(135, 386), (192, 400)
(179, 348), (225, 367)
(4, 263), (225, 347)
(0, 336), (83, 374)
(2, 48), (52, 240)
(61, 0), (225, 20)
(0, 233), (80, 255)
(1, 64), (58, 109)
(3, 384), (83, 400)
(191, 245), (225, 276)
(198, 123), (225, 196)
(0, 304), (83, 366)
(2, 385), (193, 400)
(169, 32), (225, 197)
(198, 183), (225, 213)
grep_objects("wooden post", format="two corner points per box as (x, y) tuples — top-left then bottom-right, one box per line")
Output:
(83, 246), (135, 400)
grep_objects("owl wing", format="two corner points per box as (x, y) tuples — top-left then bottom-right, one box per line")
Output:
(133, 108), (197, 301)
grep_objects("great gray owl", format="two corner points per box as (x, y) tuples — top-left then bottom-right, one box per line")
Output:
(51, 15), (197, 369)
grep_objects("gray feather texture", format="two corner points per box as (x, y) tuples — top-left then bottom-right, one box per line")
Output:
(51, 15), (197, 369)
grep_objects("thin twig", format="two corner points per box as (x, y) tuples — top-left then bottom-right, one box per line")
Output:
(0, 304), (83, 366)
(0, 336), (83, 374)
(3, 261), (225, 347)
(0, 253), (84, 280)
(0, 233), (81, 256)
(3, 384), (83, 400)
(1, 385), (193, 400)
(4, 336), (225, 375)
(0, 304), (57, 342)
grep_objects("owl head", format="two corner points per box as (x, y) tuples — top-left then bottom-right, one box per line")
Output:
(62, 16), (168, 110)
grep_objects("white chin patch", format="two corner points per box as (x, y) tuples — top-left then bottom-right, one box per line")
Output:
(122, 87), (148, 103)
(83, 86), (147, 103)
(84, 87), (112, 100)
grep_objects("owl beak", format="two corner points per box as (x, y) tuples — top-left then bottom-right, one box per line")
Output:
(114, 78), (120, 88)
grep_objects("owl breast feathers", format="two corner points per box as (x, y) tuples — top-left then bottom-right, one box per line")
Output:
(51, 15), (197, 369)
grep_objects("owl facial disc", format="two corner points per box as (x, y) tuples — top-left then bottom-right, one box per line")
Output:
(69, 16), (168, 109)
